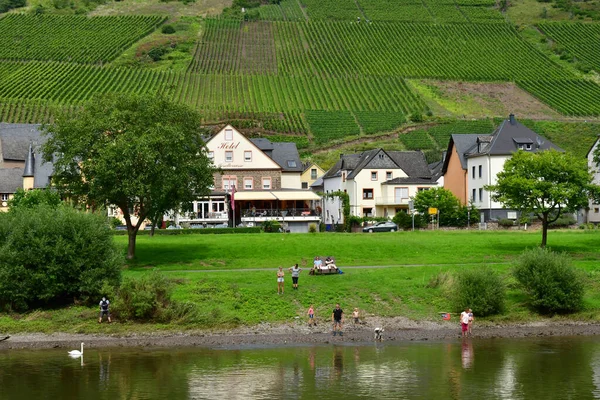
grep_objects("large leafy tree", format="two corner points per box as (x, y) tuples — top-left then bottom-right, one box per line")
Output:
(43, 93), (216, 259)
(486, 150), (599, 247)
(412, 187), (475, 227)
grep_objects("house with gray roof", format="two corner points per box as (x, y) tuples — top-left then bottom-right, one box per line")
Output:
(173, 125), (321, 232)
(322, 148), (437, 224)
(442, 114), (562, 222)
(0, 123), (53, 211)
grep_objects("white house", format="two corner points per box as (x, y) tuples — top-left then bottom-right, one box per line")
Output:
(321, 148), (438, 225)
(443, 114), (563, 222)
(587, 136), (600, 224)
(180, 125), (321, 232)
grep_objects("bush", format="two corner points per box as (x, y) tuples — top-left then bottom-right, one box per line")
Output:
(393, 211), (427, 230)
(450, 267), (505, 317)
(513, 248), (584, 314)
(161, 24), (176, 34)
(147, 46), (168, 61)
(111, 270), (173, 321)
(0, 205), (122, 311)
(498, 218), (515, 228)
(549, 214), (576, 228)
(262, 220), (281, 233)
(308, 223), (318, 233)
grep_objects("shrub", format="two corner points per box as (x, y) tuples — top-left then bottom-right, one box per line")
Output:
(161, 24), (176, 34)
(308, 223), (318, 233)
(8, 188), (62, 210)
(513, 248), (584, 314)
(262, 220), (281, 233)
(498, 218), (515, 228)
(450, 267), (505, 317)
(0, 205), (122, 311)
(111, 270), (173, 321)
(147, 46), (168, 61)
(393, 211), (427, 230)
(549, 214), (576, 228)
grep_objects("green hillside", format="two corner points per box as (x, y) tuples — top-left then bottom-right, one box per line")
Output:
(0, 0), (600, 156)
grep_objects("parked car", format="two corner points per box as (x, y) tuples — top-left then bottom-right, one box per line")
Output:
(166, 225), (182, 230)
(115, 225), (127, 231)
(363, 221), (398, 233)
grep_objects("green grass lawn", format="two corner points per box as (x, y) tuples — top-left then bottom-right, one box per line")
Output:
(120, 230), (600, 270)
(2, 230), (599, 334)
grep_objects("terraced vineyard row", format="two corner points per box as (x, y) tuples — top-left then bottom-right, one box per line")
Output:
(171, 73), (425, 114)
(517, 80), (600, 116)
(538, 22), (600, 72)
(400, 119), (495, 151)
(258, 0), (305, 21)
(293, 0), (503, 22)
(0, 14), (166, 64)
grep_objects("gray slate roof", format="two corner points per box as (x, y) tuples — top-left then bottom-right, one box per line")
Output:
(0, 168), (23, 193)
(323, 149), (431, 180)
(382, 177), (439, 185)
(250, 138), (302, 171)
(0, 123), (43, 161)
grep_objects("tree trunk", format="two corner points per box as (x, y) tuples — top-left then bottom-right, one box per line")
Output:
(127, 230), (137, 260)
(150, 225), (155, 237)
(541, 213), (548, 248)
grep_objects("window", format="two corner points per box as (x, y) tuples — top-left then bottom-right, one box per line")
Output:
(595, 208), (599, 214)
(371, 171), (378, 181)
(394, 187), (408, 201)
(363, 207), (373, 217)
(225, 151), (233, 162)
(479, 188), (483, 202)
(244, 151), (252, 162)
(302, 182), (308, 189)
(417, 187), (430, 192)
(244, 177), (253, 190)
(386, 171), (392, 180)
(287, 160), (297, 168)
(262, 177), (271, 190)
(518, 144), (524, 150)
(478, 165), (482, 178)
(208, 151), (214, 160)
(526, 144), (532, 150)
(0, 194), (8, 202)
(225, 129), (233, 141)
(472, 166), (475, 179)
(311, 168), (317, 180)
(363, 189), (374, 199)
(222, 176), (237, 190)
(472, 189), (476, 202)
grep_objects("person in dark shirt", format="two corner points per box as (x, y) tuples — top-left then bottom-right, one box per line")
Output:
(332, 303), (344, 336)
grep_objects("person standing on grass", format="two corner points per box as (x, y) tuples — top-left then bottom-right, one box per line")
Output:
(277, 266), (285, 294)
(99, 297), (111, 323)
(308, 304), (316, 327)
(352, 308), (360, 324)
(468, 309), (474, 337)
(332, 303), (344, 336)
(460, 307), (470, 337)
(289, 263), (302, 290)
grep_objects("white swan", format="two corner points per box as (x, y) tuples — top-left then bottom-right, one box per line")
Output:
(68, 342), (84, 356)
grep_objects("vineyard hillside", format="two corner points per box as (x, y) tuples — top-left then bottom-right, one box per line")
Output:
(0, 0), (600, 158)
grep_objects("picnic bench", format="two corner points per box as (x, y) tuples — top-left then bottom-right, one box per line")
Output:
(309, 257), (340, 275)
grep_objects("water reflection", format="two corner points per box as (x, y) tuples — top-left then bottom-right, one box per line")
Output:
(1, 337), (600, 399)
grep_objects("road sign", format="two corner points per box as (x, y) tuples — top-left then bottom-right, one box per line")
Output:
(428, 207), (438, 215)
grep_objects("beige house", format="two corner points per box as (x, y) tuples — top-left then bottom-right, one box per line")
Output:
(321, 148), (438, 224)
(301, 163), (325, 190)
(180, 125), (321, 232)
(0, 124), (52, 211)
(586, 136), (600, 224)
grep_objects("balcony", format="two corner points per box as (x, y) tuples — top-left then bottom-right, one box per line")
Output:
(375, 196), (410, 206)
(241, 208), (321, 223)
(179, 211), (229, 223)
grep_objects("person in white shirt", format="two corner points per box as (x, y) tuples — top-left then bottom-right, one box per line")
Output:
(460, 308), (470, 337)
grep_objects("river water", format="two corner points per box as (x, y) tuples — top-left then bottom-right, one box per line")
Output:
(1, 336), (600, 399)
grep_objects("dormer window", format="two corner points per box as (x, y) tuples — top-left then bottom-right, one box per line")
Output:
(514, 138), (534, 151)
(526, 144), (532, 150)
(287, 160), (297, 168)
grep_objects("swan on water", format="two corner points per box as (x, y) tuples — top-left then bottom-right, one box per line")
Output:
(68, 342), (84, 356)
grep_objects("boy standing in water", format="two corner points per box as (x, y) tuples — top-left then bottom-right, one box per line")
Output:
(307, 304), (315, 327)
(460, 308), (470, 337)
(332, 303), (344, 336)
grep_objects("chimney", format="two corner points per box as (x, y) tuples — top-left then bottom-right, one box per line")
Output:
(509, 114), (516, 125)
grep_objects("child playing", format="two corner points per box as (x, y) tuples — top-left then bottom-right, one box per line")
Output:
(352, 308), (360, 324)
(307, 304), (316, 327)
(468, 308), (474, 336)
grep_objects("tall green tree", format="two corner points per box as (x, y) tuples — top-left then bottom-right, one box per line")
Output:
(8, 188), (62, 210)
(412, 187), (475, 227)
(43, 93), (216, 259)
(486, 150), (599, 247)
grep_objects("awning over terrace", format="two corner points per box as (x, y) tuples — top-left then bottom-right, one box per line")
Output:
(233, 190), (321, 201)
(233, 191), (277, 201)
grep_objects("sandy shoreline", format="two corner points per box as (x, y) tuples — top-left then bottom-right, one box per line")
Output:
(2, 317), (600, 350)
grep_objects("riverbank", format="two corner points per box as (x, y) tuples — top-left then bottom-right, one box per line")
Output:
(3, 318), (600, 350)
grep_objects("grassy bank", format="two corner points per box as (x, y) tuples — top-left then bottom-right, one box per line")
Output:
(2, 230), (599, 334)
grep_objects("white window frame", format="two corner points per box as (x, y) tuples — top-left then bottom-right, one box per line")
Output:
(371, 171), (378, 181)
(225, 151), (233, 162)
(262, 177), (271, 190)
(386, 171), (392, 180)
(225, 129), (233, 141)
(244, 151), (252, 162)
(0, 194), (8, 202)
(222, 176), (237, 191)
(244, 177), (253, 190)
(363, 188), (374, 199)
